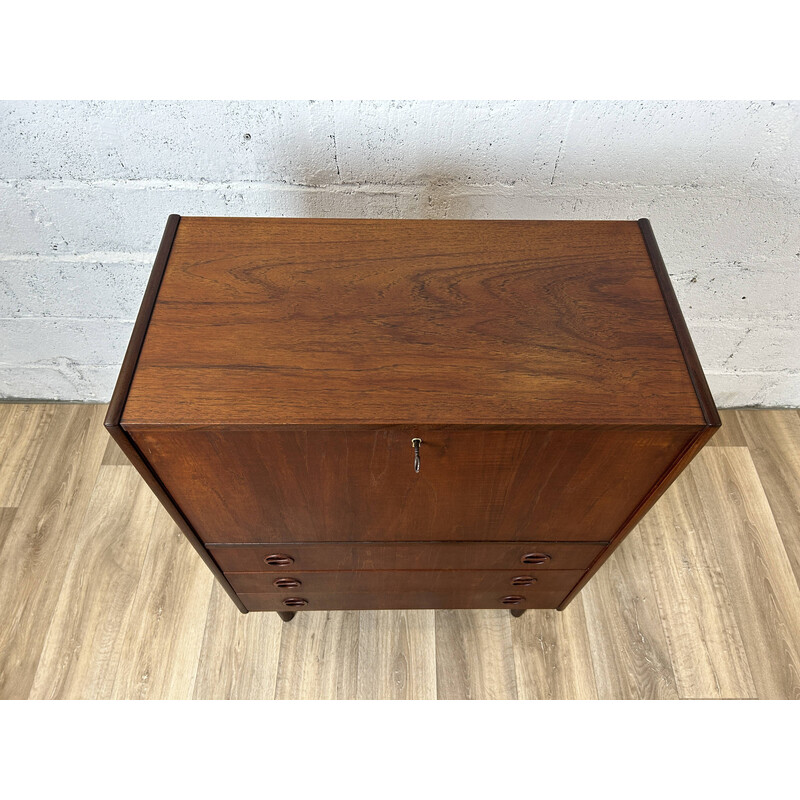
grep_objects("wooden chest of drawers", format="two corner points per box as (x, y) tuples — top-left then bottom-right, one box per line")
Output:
(106, 216), (719, 619)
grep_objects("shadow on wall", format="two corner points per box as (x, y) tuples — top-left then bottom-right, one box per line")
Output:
(269, 140), (598, 222)
(281, 163), (545, 221)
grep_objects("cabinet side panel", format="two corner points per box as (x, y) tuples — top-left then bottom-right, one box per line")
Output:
(131, 427), (698, 545)
(105, 214), (180, 431)
(113, 425), (248, 613)
(638, 219), (721, 427)
(558, 424), (715, 609)
(104, 214), (247, 614)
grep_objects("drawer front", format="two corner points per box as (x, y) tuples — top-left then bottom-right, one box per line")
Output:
(225, 568), (584, 595)
(239, 586), (573, 611)
(208, 541), (605, 572)
(134, 427), (694, 543)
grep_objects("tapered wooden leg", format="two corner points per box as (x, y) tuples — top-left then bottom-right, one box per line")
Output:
(277, 611), (296, 622)
(510, 609), (526, 618)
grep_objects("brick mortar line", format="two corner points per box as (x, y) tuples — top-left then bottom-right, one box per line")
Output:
(1, 178), (797, 195)
(0, 253), (156, 263)
(2, 254), (798, 269)
(0, 314), (796, 327)
(2, 252), (798, 265)
(5, 365), (798, 372)
(0, 317), (137, 322)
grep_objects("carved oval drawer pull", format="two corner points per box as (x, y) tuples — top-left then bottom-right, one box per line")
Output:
(282, 597), (308, 607)
(521, 552), (551, 565)
(500, 595), (525, 606)
(273, 577), (302, 589)
(264, 554), (295, 567)
(511, 575), (537, 586)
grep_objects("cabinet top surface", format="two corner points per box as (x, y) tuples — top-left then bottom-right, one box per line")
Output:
(121, 217), (706, 427)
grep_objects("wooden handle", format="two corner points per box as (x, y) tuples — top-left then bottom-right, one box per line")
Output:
(273, 577), (302, 589)
(500, 595), (525, 605)
(282, 597), (308, 607)
(521, 552), (551, 565)
(511, 575), (537, 586)
(264, 554), (295, 567)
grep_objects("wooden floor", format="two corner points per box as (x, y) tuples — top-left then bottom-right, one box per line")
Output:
(1, 405), (799, 700)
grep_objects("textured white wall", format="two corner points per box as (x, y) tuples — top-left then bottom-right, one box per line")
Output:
(1, 100), (798, 405)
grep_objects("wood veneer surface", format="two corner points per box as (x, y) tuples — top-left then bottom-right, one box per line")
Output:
(122, 218), (704, 427)
(132, 426), (695, 544)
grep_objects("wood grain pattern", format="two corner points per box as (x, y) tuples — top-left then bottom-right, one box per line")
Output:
(435, 610), (517, 699)
(690, 447), (800, 699)
(0, 404), (107, 699)
(707, 408), (747, 446)
(192, 582), (283, 700)
(225, 569), (584, 594)
(239, 586), (572, 611)
(0, 403), (56, 506)
(636, 467), (757, 699)
(29, 465), (160, 699)
(0, 506), (16, 536)
(273, 611), (360, 700)
(357, 610), (436, 700)
(132, 426), (695, 545)
(0, 405), (797, 700)
(105, 415), (245, 612)
(511, 597), (599, 700)
(581, 531), (680, 699)
(102, 435), (132, 465)
(103, 214), (245, 613)
(736, 409), (800, 583)
(638, 218), (720, 428)
(110, 505), (214, 699)
(122, 218), (703, 427)
(558, 423), (717, 610)
(109, 217), (716, 619)
(208, 541), (604, 572)
(104, 214), (180, 431)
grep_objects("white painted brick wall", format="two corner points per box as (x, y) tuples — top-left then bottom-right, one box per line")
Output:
(1, 100), (798, 405)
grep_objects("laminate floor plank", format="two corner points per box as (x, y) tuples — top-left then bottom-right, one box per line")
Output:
(581, 532), (680, 699)
(110, 505), (214, 700)
(0, 403), (57, 506)
(0, 507), (17, 537)
(435, 610), (517, 700)
(511, 598), (598, 700)
(707, 408), (747, 446)
(193, 583), (283, 700)
(29, 466), (159, 699)
(273, 611), (360, 700)
(690, 447), (800, 699)
(357, 610), (437, 700)
(736, 409), (800, 586)
(0, 405), (107, 699)
(637, 461), (757, 699)
(102, 434), (132, 466)
(1, 405), (797, 700)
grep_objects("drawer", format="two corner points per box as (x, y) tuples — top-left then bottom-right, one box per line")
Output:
(208, 541), (605, 572)
(239, 585), (575, 611)
(225, 568), (585, 595)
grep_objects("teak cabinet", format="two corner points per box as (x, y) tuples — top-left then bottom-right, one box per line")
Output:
(106, 216), (720, 619)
